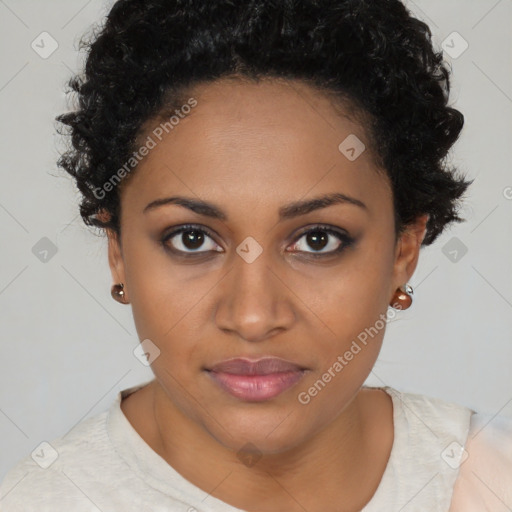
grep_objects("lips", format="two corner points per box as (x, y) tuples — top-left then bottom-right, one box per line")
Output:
(209, 357), (305, 375)
(206, 357), (307, 401)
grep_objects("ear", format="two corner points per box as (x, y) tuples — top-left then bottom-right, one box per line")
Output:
(97, 209), (128, 300)
(390, 214), (429, 296)
(106, 228), (127, 286)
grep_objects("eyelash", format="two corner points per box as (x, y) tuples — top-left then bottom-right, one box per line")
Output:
(160, 223), (355, 259)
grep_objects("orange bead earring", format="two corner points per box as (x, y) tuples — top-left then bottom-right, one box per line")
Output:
(111, 283), (129, 304)
(390, 284), (413, 310)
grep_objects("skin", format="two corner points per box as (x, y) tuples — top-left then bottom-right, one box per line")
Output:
(105, 77), (428, 512)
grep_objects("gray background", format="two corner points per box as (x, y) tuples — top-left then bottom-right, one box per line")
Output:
(1, 0), (511, 481)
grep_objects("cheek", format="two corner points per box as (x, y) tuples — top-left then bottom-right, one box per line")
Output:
(122, 239), (219, 379)
(297, 243), (393, 338)
(292, 240), (394, 384)
(293, 279), (388, 425)
(121, 234), (200, 334)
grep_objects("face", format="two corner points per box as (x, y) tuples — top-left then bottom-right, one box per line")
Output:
(107, 77), (427, 454)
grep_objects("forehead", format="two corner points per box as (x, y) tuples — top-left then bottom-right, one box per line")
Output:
(122, 78), (391, 220)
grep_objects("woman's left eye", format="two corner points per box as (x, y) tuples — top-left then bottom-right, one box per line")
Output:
(288, 226), (354, 256)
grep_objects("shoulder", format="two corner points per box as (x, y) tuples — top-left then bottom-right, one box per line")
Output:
(449, 411), (512, 511)
(380, 388), (512, 510)
(383, 386), (474, 444)
(0, 409), (112, 512)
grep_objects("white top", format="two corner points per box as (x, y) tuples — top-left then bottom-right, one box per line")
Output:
(1, 381), (511, 511)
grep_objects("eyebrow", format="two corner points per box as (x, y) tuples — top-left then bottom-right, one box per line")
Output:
(143, 192), (367, 221)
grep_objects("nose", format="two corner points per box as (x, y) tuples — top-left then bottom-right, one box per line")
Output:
(214, 251), (296, 343)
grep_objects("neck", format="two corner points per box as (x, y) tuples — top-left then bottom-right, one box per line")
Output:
(148, 381), (392, 512)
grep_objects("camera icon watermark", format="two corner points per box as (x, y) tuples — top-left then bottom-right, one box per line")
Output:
(338, 134), (366, 161)
(236, 442), (263, 467)
(442, 236), (468, 263)
(133, 338), (161, 366)
(32, 237), (58, 263)
(31, 441), (59, 469)
(503, 186), (512, 200)
(442, 31), (469, 59)
(236, 236), (263, 264)
(441, 440), (469, 469)
(31, 31), (59, 59)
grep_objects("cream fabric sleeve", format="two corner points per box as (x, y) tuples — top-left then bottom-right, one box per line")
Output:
(449, 411), (512, 511)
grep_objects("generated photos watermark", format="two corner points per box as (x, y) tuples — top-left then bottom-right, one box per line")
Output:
(93, 97), (198, 200)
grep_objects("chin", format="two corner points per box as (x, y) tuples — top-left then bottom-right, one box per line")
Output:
(202, 402), (314, 456)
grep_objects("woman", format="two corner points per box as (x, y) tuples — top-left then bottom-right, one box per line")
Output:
(1, 0), (511, 510)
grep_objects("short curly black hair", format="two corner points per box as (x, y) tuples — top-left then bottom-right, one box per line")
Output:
(56, 0), (473, 246)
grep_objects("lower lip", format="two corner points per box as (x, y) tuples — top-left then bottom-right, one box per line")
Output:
(207, 370), (305, 401)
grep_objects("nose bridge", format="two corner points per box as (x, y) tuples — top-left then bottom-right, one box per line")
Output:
(215, 241), (294, 342)
(234, 245), (274, 299)
(232, 243), (278, 313)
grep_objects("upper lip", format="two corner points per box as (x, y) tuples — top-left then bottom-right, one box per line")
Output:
(208, 357), (306, 375)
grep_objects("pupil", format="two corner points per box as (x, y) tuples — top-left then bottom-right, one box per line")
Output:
(183, 230), (204, 249)
(307, 230), (327, 251)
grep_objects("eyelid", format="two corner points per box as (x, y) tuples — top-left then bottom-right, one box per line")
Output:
(291, 223), (350, 239)
(163, 223), (218, 241)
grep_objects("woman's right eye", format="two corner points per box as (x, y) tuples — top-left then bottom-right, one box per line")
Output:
(161, 224), (222, 255)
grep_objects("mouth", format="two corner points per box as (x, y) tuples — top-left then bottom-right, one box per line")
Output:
(205, 357), (308, 402)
